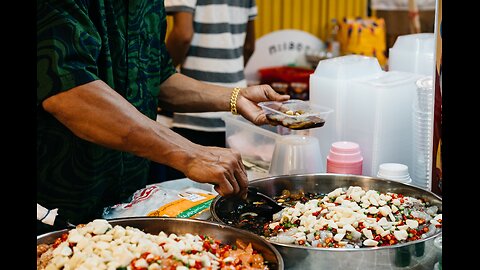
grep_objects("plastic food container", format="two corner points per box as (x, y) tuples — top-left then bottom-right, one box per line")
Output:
(222, 114), (282, 170)
(258, 99), (333, 130)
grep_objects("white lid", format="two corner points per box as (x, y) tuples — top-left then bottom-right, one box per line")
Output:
(377, 163), (410, 178)
(390, 33), (435, 55)
(313, 55), (382, 79)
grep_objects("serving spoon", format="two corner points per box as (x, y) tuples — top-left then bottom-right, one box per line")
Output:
(245, 186), (285, 216)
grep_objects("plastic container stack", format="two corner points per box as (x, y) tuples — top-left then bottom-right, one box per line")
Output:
(388, 33), (435, 76)
(411, 76), (434, 190)
(310, 55), (422, 176)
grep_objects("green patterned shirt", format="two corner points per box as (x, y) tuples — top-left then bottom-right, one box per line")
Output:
(37, 0), (176, 226)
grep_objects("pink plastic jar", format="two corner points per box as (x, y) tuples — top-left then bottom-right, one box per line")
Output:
(326, 141), (363, 175)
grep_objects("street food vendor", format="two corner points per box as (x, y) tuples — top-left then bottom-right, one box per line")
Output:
(37, 0), (289, 233)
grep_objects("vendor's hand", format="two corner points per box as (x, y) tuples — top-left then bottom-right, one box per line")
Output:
(184, 146), (248, 198)
(236, 84), (290, 125)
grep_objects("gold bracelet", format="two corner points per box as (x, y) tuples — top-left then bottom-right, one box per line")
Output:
(230, 87), (241, 115)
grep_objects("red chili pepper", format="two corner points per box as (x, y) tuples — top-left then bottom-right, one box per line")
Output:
(417, 218), (426, 225)
(203, 241), (211, 250)
(408, 229), (418, 235)
(194, 261), (203, 269)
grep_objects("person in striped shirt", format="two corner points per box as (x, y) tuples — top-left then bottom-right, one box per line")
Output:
(162, 0), (258, 180)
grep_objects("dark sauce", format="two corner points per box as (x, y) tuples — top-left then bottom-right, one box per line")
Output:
(217, 190), (325, 236)
(266, 114), (325, 130)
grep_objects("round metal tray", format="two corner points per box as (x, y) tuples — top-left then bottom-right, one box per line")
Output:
(211, 173), (442, 270)
(37, 217), (284, 270)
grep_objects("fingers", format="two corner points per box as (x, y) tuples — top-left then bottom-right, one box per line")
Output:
(206, 149), (248, 197)
(234, 169), (248, 199)
(240, 84), (289, 103)
(236, 157), (249, 190)
(262, 84), (290, 101)
(224, 169), (241, 196)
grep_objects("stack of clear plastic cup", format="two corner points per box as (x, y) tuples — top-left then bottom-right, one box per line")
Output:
(412, 76), (434, 190)
(376, 163), (412, 184)
(269, 135), (325, 176)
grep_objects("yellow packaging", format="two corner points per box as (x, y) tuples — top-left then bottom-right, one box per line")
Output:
(337, 17), (387, 67)
(147, 191), (216, 218)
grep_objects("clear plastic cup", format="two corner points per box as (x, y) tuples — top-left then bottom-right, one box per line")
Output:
(269, 135), (324, 176)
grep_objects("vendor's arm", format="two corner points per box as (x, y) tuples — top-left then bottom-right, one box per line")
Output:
(244, 20), (256, 66)
(42, 80), (247, 197)
(166, 11), (194, 67)
(158, 73), (290, 125)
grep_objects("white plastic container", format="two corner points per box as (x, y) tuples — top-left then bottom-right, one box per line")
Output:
(388, 33), (435, 76)
(310, 55), (383, 170)
(310, 55), (423, 176)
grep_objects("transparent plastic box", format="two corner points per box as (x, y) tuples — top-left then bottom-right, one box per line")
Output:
(258, 99), (333, 130)
(222, 115), (281, 170)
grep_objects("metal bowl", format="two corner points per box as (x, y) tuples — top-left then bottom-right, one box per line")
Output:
(37, 217), (284, 270)
(210, 173), (442, 270)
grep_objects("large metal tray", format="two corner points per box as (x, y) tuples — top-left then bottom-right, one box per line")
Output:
(37, 217), (284, 270)
(211, 173), (442, 270)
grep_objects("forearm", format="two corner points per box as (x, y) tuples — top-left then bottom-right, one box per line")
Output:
(244, 20), (256, 66)
(166, 12), (194, 67)
(158, 73), (232, 112)
(166, 29), (191, 67)
(158, 73), (290, 125)
(41, 80), (199, 171)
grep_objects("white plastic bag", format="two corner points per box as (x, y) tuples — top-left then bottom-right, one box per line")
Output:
(102, 184), (216, 220)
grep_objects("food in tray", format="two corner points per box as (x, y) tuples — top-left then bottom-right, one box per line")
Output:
(265, 113), (325, 130)
(258, 100), (330, 130)
(232, 186), (441, 249)
(37, 219), (269, 270)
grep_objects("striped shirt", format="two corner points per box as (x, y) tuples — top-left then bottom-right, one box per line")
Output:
(165, 0), (257, 131)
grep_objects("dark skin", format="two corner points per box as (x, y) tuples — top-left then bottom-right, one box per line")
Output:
(166, 12), (256, 67)
(42, 73), (289, 197)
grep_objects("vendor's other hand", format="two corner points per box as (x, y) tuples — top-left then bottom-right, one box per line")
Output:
(184, 146), (248, 198)
(237, 84), (290, 125)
